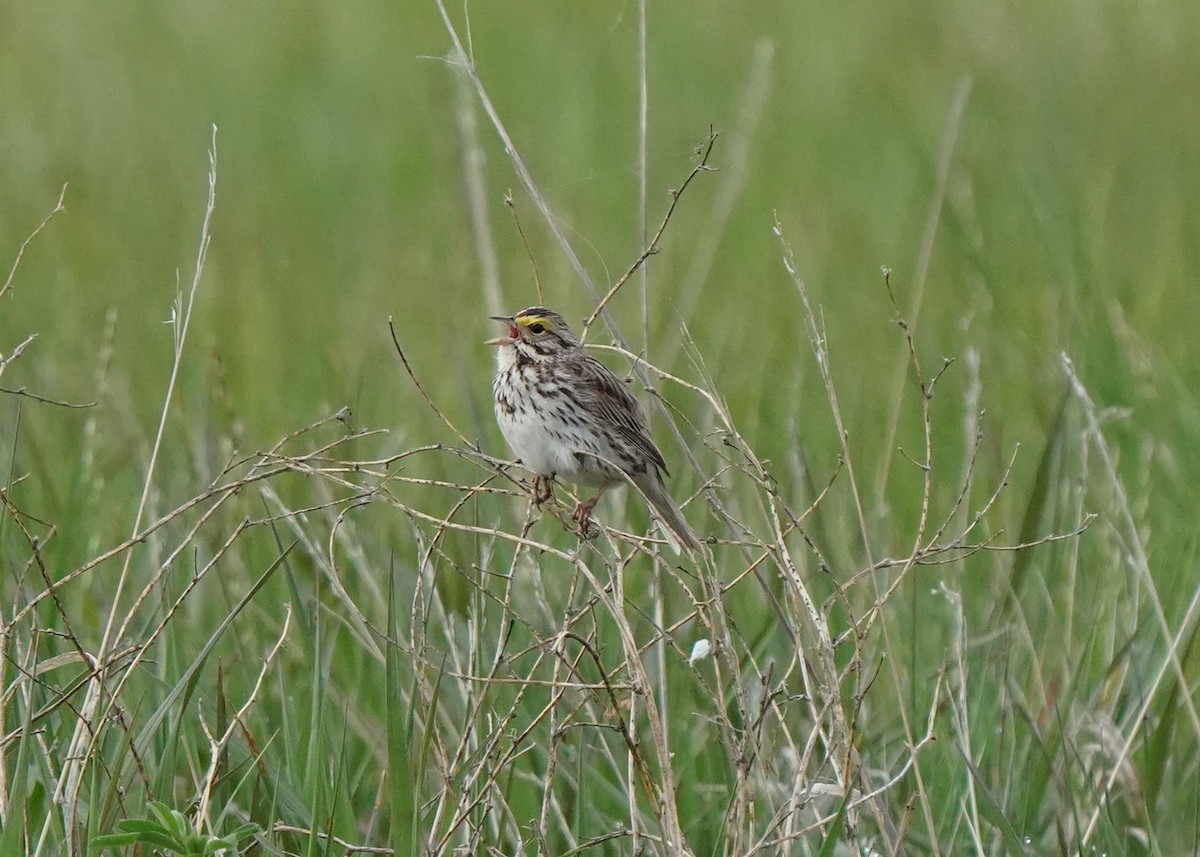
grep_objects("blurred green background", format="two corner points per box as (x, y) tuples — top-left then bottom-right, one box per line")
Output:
(5, 1), (1200, 852)
(5, 0), (1197, 459)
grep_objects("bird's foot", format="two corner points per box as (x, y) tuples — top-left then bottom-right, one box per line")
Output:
(574, 517), (601, 541)
(571, 498), (600, 540)
(531, 475), (555, 506)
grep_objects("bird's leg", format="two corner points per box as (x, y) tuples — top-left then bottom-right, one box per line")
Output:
(532, 475), (555, 506)
(571, 485), (608, 534)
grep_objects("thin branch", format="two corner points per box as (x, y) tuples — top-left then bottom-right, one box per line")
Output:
(197, 604), (292, 830)
(0, 386), (96, 409)
(388, 316), (475, 449)
(581, 129), (718, 339)
(504, 190), (543, 303)
(433, 0), (600, 303)
(873, 76), (972, 508)
(1, 183), (68, 304)
(0, 334), (38, 383)
(271, 825), (394, 854)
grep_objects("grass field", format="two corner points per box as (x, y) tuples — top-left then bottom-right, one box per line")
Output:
(3, 2), (1199, 855)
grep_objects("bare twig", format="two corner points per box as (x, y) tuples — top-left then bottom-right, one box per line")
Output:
(1, 183), (68, 304)
(433, 0), (601, 304)
(505, 190), (543, 303)
(388, 316), (475, 449)
(455, 70), (503, 317)
(0, 334), (38, 383)
(581, 129), (718, 339)
(197, 604), (291, 830)
(0, 386), (96, 409)
(873, 76), (972, 508)
(271, 824), (395, 854)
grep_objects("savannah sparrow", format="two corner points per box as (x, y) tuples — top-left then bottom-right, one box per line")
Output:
(487, 306), (701, 556)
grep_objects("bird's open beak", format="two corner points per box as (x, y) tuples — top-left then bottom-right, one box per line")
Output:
(485, 315), (519, 346)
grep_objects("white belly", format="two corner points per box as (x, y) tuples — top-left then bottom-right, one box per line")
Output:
(497, 406), (568, 472)
(493, 350), (618, 487)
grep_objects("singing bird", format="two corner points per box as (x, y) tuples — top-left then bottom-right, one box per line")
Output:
(487, 306), (700, 555)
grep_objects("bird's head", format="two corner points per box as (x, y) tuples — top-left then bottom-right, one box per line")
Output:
(486, 307), (580, 358)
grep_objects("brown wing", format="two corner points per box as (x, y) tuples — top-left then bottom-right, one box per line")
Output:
(568, 352), (669, 477)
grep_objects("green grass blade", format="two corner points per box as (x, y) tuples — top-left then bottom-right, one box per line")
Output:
(960, 748), (1031, 856)
(132, 542), (295, 755)
(1001, 386), (1070, 621)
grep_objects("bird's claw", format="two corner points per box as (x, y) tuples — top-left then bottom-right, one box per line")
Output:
(531, 475), (555, 506)
(573, 515), (601, 541)
(571, 499), (600, 540)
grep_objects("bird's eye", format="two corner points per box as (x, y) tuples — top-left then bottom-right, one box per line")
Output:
(529, 323), (545, 334)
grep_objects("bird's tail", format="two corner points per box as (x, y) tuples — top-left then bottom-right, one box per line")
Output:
(640, 475), (702, 557)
